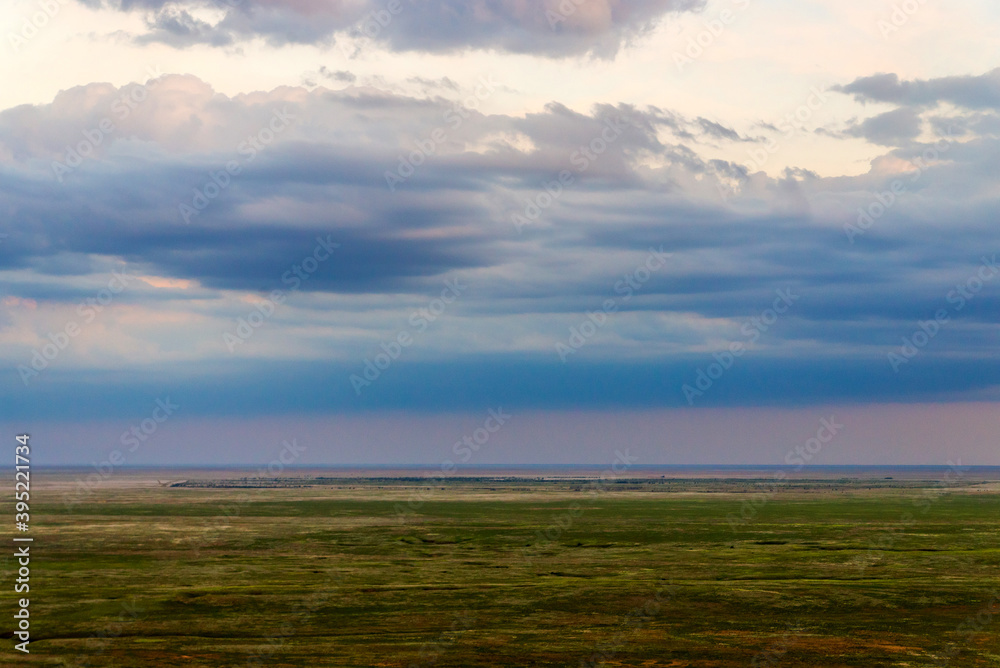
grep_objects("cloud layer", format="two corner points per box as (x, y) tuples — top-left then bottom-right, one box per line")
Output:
(2, 66), (1000, 416)
(81, 0), (706, 56)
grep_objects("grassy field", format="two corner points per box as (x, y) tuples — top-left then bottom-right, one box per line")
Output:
(6, 472), (1000, 666)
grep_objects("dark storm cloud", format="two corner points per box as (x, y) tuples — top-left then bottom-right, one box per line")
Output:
(0, 165), (502, 294)
(0, 78), (690, 297)
(4, 73), (996, 319)
(79, 0), (707, 56)
(4, 354), (1000, 421)
(3, 72), (1000, 411)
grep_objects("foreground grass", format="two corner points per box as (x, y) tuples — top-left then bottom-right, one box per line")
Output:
(6, 476), (1000, 666)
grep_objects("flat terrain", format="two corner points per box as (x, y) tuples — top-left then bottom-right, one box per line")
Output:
(6, 470), (1000, 666)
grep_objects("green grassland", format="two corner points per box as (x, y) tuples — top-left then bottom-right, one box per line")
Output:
(6, 474), (1000, 666)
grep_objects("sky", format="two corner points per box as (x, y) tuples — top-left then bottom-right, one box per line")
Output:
(1, 0), (999, 467)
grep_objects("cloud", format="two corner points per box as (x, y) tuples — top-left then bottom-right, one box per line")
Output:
(320, 67), (356, 83)
(845, 107), (923, 146)
(5, 355), (1000, 421)
(407, 76), (459, 92)
(696, 117), (750, 142)
(833, 68), (1000, 110)
(134, 7), (236, 47)
(78, 0), (707, 56)
(3, 72), (1000, 410)
(830, 68), (1000, 147)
